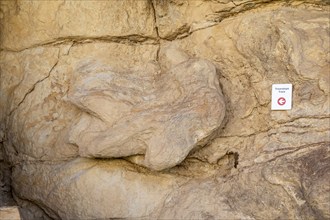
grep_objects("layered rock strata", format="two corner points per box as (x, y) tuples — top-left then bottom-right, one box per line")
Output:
(0, 0), (329, 219)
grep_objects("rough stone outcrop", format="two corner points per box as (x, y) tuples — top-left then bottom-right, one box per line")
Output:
(0, 0), (156, 51)
(68, 49), (225, 171)
(0, 0), (329, 219)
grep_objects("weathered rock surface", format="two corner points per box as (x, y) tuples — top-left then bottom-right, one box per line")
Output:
(152, 0), (329, 39)
(0, 206), (21, 220)
(0, 0), (156, 51)
(11, 143), (330, 219)
(1, 43), (158, 164)
(177, 5), (330, 166)
(0, 0), (329, 219)
(68, 49), (225, 171)
(12, 159), (183, 219)
(157, 144), (330, 220)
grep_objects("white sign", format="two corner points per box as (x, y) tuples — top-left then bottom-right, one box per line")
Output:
(271, 84), (292, 110)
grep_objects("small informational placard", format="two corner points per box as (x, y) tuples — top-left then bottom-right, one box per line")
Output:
(271, 84), (292, 110)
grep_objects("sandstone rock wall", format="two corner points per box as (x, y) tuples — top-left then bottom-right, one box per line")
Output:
(0, 0), (329, 219)
(0, 206), (21, 220)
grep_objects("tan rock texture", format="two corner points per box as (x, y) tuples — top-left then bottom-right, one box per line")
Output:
(0, 0), (329, 219)
(0, 206), (21, 220)
(67, 48), (225, 171)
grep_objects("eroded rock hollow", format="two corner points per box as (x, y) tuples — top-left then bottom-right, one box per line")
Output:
(0, 0), (329, 219)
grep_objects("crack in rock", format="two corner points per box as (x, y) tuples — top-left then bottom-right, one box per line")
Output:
(8, 51), (60, 117)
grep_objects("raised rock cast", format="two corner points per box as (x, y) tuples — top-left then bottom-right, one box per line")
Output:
(68, 49), (225, 171)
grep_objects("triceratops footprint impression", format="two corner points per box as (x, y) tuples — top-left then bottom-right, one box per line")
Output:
(68, 45), (226, 171)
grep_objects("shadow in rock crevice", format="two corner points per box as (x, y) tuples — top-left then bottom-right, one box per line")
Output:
(0, 140), (16, 207)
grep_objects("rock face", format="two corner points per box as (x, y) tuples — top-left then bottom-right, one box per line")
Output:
(0, 206), (21, 220)
(0, 0), (329, 219)
(68, 51), (225, 171)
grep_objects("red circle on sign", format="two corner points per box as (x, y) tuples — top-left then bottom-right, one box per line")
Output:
(277, 97), (286, 106)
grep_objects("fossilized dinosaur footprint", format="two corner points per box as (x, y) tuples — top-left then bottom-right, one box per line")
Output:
(68, 47), (225, 171)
